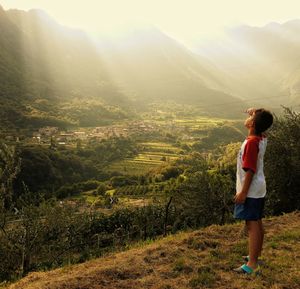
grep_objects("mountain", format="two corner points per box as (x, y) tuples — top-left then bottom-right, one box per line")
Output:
(98, 27), (244, 114)
(0, 6), (247, 131)
(0, 5), (27, 128)
(6, 211), (300, 289)
(196, 20), (300, 109)
(6, 7), (300, 130)
(0, 6), (131, 130)
(5, 8), (127, 103)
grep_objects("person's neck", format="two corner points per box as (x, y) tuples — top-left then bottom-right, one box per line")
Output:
(248, 127), (260, 137)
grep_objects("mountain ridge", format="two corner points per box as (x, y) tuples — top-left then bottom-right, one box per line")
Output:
(0, 6), (246, 129)
(197, 19), (300, 108)
(1, 7), (300, 131)
(0, 7), (133, 129)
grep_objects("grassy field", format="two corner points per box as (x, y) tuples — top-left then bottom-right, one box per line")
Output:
(6, 211), (300, 289)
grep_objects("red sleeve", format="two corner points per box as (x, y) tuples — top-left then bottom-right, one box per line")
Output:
(242, 138), (259, 173)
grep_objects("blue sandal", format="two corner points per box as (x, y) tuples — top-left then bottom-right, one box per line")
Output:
(233, 264), (261, 275)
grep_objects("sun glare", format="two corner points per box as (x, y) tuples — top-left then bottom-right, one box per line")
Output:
(2, 0), (300, 50)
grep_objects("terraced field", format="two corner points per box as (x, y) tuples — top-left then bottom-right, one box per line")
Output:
(107, 117), (239, 175)
(107, 142), (182, 175)
(172, 117), (225, 130)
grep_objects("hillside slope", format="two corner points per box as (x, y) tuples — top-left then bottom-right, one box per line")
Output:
(0, 5), (247, 128)
(197, 20), (300, 108)
(0, 6), (131, 129)
(6, 212), (300, 289)
(100, 28), (245, 115)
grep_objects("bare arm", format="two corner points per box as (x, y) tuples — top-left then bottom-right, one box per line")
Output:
(235, 170), (254, 204)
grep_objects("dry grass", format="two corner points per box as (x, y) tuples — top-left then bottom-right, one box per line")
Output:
(4, 212), (300, 289)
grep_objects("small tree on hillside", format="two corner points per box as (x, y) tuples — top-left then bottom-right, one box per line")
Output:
(96, 183), (106, 196)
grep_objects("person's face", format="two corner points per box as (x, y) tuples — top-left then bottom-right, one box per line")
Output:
(244, 108), (256, 129)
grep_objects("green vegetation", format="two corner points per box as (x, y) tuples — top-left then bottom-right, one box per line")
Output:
(1, 108), (299, 283)
(13, 137), (137, 198)
(107, 142), (181, 175)
(264, 107), (300, 214)
(0, 5), (300, 287)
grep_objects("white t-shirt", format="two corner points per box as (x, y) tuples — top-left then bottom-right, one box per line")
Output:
(236, 136), (268, 198)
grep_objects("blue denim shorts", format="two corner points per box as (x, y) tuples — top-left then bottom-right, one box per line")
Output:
(234, 197), (265, 221)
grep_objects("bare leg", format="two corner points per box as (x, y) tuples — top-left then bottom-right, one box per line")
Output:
(257, 219), (264, 257)
(246, 220), (262, 269)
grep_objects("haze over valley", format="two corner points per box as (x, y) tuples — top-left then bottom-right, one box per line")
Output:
(1, 4), (299, 131)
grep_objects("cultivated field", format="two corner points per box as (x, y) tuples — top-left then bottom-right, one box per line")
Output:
(107, 142), (182, 175)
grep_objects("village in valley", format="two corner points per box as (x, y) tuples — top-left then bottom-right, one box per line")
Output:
(1, 114), (224, 149)
(30, 121), (158, 146)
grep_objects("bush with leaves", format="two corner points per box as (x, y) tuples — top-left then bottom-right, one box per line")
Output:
(96, 183), (107, 196)
(0, 141), (21, 280)
(173, 169), (234, 229)
(264, 108), (300, 214)
(0, 198), (177, 282)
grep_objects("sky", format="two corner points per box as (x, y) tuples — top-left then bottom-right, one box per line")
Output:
(2, 0), (300, 48)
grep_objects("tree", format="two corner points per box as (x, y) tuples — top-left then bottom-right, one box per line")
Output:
(173, 169), (234, 229)
(0, 141), (21, 279)
(264, 108), (300, 214)
(0, 141), (20, 222)
(160, 166), (183, 180)
(96, 183), (107, 196)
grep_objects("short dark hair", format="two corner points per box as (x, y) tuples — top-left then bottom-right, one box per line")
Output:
(253, 109), (273, 134)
